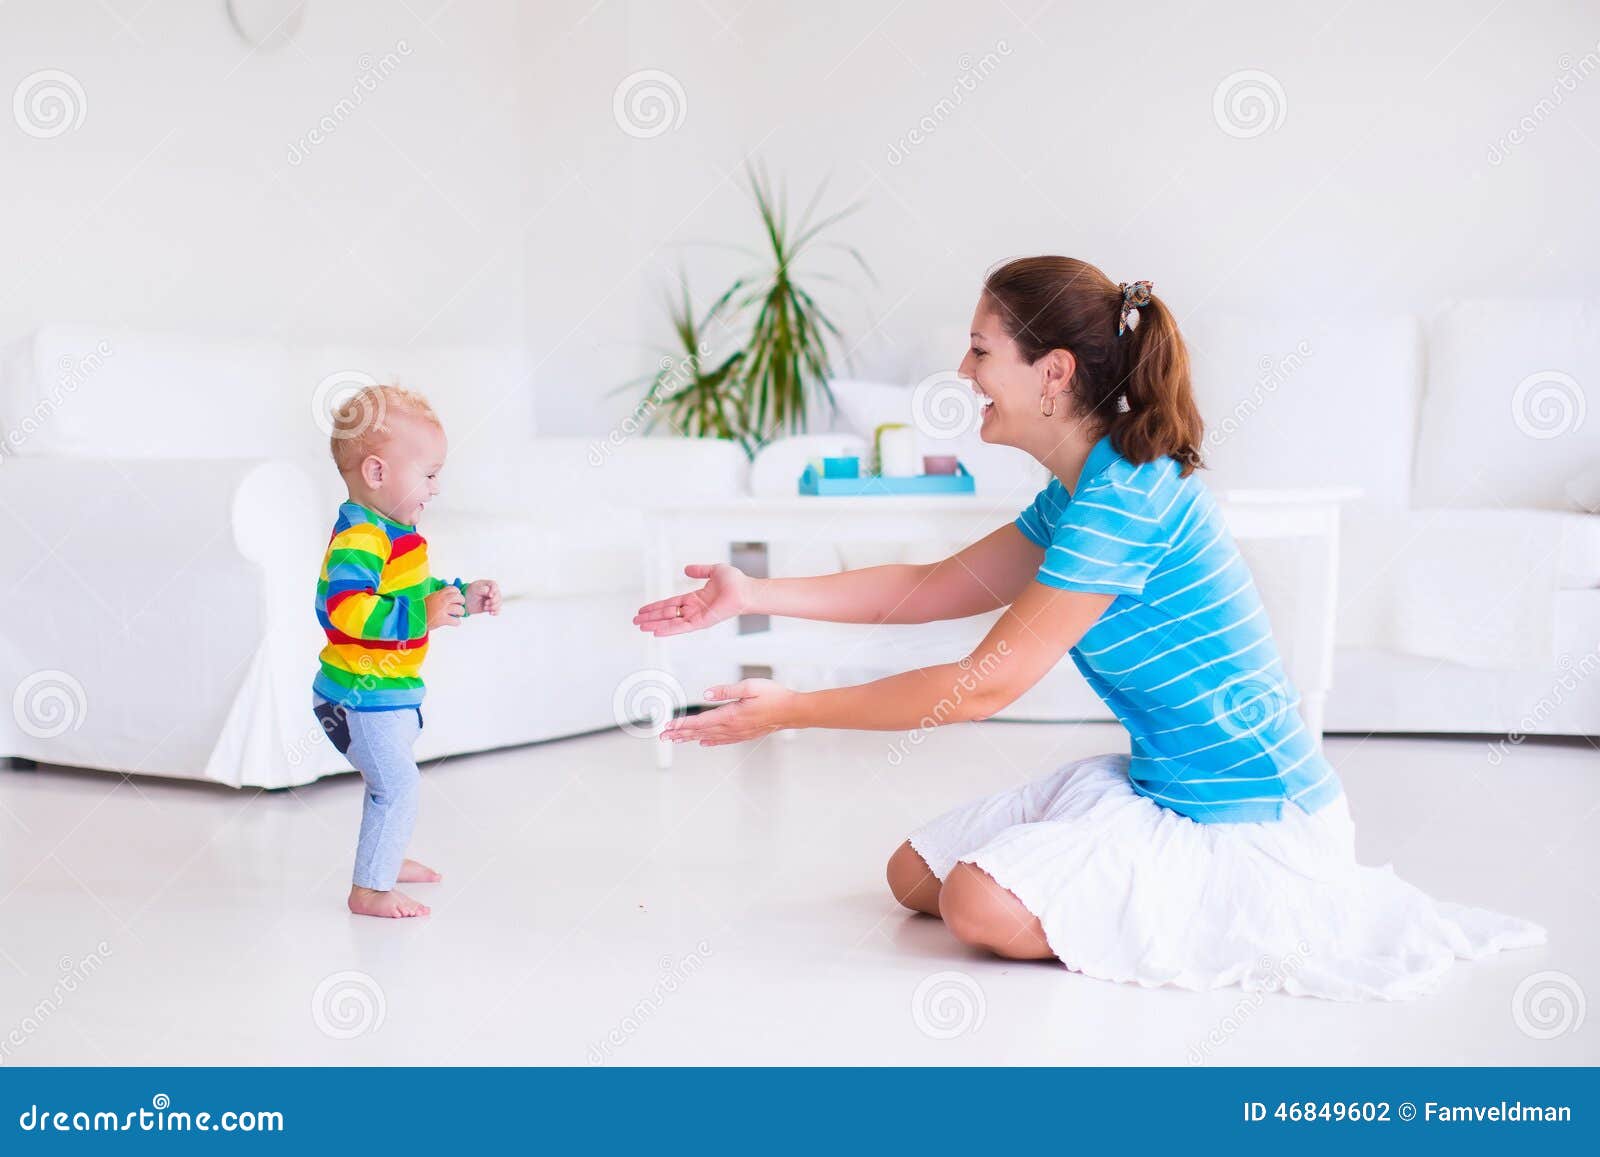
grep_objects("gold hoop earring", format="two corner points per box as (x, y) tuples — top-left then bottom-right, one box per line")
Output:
(1040, 394), (1055, 418)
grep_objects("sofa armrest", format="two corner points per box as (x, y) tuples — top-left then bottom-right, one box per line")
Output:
(0, 457), (325, 777)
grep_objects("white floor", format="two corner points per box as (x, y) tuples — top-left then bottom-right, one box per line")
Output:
(0, 722), (1594, 1066)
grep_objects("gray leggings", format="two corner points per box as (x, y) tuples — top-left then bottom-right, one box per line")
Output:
(313, 696), (423, 891)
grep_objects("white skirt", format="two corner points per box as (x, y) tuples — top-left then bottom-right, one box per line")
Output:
(908, 753), (1546, 1001)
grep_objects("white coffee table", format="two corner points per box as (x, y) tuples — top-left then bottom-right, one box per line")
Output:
(639, 487), (1358, 767)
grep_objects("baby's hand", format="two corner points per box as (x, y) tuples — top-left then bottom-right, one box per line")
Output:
(465, 579), (502, 616)
(425, 586), (466, 629)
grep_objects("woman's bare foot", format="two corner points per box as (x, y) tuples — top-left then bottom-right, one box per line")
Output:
(396, 859), (442, 883)
(347, 885), (430, 918)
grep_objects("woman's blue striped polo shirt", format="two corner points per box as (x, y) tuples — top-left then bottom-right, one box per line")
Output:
(1015, 435), (1343, 823)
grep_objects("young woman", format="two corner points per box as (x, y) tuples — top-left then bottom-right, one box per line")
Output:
(632, 257), (1545, 1000)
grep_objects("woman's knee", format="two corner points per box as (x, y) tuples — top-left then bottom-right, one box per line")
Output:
(940, 862), (1054, 960)
(886, 841), (942, 915)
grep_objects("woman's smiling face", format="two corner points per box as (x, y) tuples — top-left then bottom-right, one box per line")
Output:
(959, 299), (1064, 448)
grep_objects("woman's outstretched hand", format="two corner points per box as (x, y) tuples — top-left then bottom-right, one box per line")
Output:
(660, 678), (797, 746)
(633, 564), (753, 637)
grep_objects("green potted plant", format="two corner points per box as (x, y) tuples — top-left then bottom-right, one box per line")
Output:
(623, 164), (871, 457)
(614, 275), (747, 445)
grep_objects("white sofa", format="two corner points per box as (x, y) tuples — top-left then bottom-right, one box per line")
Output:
(2, 302), (1594, 790)
(1187, 302), (1600, 736)
(0, 325), (739, 787)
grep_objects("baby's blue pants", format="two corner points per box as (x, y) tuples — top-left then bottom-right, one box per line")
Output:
(312, 695), (423, 891)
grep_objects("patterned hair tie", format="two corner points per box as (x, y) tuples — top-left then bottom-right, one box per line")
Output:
(1118, 280), (1154, 336)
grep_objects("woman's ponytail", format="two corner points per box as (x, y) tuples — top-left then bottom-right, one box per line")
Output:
(1112, 292), (1204, 475)
(983, 258), (1207, 476)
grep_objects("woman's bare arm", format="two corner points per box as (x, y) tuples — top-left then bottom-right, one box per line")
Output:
(756, 524), (1044, 624)
(662, 581), (1114, 745)
(635, 524), (1045, 636)
(790, 581), (1113, 730)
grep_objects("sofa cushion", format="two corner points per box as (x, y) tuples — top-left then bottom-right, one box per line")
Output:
(0, 325), (301, 459)
(1181, 313), (1423, 506)
(1337, 506), (1598, 670)
(1413, 299), (1600, 511)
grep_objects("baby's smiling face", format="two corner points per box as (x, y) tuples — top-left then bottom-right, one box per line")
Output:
(359, 411), (447, 527)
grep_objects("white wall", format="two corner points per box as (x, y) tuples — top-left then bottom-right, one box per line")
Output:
(4, 1), (1596, 438)
(0, 0), (526, 350)
(526, 0), (1600, 433)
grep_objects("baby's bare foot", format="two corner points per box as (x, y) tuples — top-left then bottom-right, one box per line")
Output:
(396, 858), (442, 883)
(347, 886), (430, 918)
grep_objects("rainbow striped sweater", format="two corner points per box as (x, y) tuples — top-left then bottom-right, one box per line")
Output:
(312, 501), (465, 711)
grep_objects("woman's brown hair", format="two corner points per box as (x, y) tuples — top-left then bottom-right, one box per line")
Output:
(982, 256), (1204, 475)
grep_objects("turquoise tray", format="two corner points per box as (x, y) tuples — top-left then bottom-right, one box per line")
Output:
(798, 462), (975, 496)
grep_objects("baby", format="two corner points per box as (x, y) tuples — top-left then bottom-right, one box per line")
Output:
(311, 385), (501, 918)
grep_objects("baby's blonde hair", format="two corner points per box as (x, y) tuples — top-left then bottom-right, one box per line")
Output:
(328, 384), (439, 475)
